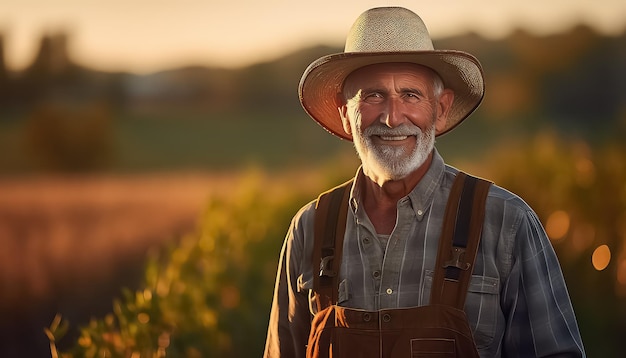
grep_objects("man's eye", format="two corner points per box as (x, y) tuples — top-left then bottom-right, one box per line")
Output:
(363, 93), (384, 103)
(403, 93), (421, 102)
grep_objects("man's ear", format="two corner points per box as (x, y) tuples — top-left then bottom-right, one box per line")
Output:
(435, 89), (454, 133)
(337, 92), (352, 135)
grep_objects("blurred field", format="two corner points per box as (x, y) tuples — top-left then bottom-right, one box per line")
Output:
(0, 172), (235, 356)
(0, 173), (233, 308)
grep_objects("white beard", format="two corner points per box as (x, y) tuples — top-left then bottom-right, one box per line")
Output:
(352, 121), (436, 181)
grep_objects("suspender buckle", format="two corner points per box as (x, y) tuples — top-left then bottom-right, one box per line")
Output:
(319, 254), (337, 277)
(443, 246), (471, 270)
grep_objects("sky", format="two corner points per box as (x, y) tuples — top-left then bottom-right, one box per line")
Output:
(1, 0), (626, 74)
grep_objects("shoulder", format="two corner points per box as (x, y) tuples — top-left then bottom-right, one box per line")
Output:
(289, 199), (317, 237)
(488, 183), (533, 213)
(292, 179), (354, 227)
(443, 164), (533, 214)
(443, 165), (541, 240)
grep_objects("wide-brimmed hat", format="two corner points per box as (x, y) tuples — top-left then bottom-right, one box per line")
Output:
(299, 7), (485, 140)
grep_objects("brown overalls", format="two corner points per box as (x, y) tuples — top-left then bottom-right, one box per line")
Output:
(307, 173), (492, 358)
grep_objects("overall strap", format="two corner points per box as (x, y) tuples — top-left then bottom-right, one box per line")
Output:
(430, 172), (492, 309)
(312, 179), (353, 312)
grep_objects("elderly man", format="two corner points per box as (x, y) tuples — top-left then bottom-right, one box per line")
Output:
(264, 7), (585, 358)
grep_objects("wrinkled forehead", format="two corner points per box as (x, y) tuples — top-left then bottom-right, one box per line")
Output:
(342, 62), (439, 96)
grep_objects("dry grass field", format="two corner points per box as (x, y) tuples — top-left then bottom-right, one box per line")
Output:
(0, 173), (253, 307)
(0, 172), (243, 356)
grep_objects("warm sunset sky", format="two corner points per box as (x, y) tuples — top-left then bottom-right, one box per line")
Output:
(2, 0), (625, 74)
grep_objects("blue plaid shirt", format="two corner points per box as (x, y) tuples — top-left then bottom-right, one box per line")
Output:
(264, 150), (585, 357)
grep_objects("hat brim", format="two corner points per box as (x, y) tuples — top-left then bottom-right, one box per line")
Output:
(299, 51), (485, 141)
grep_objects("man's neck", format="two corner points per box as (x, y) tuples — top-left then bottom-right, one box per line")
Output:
(360, 152), (433, 235)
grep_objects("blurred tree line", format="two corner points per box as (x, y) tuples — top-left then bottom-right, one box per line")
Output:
(0, 26), (624, 173)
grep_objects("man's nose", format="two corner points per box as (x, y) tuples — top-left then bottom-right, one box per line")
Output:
(381, 97), (406, 128)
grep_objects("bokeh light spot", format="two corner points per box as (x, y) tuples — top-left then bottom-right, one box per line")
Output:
(592, 245), (611, 271)
(137, 313), (150, 324)
(546, 210), (570, 241)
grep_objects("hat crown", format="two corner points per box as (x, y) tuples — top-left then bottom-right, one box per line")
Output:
(345, 7), (434, 53)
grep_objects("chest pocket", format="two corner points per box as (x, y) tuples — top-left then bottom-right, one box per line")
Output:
(424, 270), (500, 349)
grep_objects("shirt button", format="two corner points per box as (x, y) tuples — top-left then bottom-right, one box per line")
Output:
(363, 237), (370, 244)
(372, 270), (381, 279)
(382, 314), (391, 322)
(386, 288), (393, 295)
(417, 209), (423, 216)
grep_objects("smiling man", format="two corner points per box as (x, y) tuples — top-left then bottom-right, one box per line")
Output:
(264, 7), (585, 358)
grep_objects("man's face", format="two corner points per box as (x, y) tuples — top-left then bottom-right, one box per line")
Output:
(339, 63), (453, 181)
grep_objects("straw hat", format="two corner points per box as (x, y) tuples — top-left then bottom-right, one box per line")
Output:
(298, 7), (485, 140)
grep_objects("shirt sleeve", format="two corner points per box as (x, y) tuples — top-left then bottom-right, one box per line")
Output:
(264, 209), (313, 358)
(501, 208), (585, 357)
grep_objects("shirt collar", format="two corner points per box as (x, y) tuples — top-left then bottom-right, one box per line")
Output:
(407, 148), (445, 221)
(349, 149), (445, 221)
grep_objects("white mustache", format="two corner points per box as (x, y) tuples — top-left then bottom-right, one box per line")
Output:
(364, 124), (422, 137)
